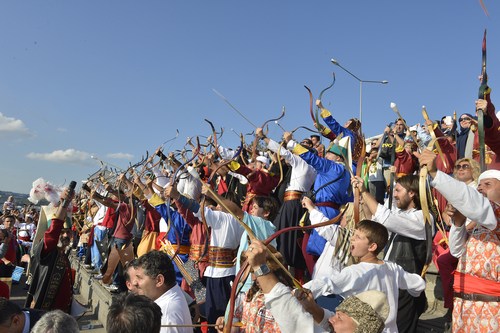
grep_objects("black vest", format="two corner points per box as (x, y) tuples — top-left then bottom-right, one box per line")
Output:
(386, 234), (427, 275)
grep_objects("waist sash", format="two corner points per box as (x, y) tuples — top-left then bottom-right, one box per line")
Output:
(315, 202), (340, 210)
(283, 191), (303, 202)
(208, 246), (237, 268)
(453, 271), (500, 297)
(189, 244), (208, 262)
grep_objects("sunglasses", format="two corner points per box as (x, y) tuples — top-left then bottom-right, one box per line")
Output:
(460, 117), (471, 122)
(455, 164), (471, 170)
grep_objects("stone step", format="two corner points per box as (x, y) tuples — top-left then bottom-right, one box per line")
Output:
(71, 256), (112, 332)
(417, 263), (449, 333)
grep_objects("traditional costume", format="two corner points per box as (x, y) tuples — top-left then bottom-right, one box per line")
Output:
(267, 138), (316, 270)
(431, 170), (500, 332)
(25, 217), (73, 312)
(149, 194), (192, 286)
(292, 139), (352, 274)
(228, 159), (279, 212)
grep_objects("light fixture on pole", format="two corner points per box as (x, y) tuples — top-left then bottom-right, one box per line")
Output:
(331, 59), (388, 123)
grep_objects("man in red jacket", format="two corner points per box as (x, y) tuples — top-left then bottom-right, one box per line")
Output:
(25, 187), (75, 313)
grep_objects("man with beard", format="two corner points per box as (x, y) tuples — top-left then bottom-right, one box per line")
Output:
(25, 187), (75, 313)
(352, 174), (431, 333)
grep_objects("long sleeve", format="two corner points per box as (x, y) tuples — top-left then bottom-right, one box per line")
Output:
(43, 218), (64, 255)
(372, 204), (428, 240)
(268, 139), (317, 192)
(320, 107), (356, 153)
(309, 209), (339, 245)
(264, 283), (316, 333)
(448, 223), (468, 258)
(430, 170), (496, 229)
(396, 265), (426, 297)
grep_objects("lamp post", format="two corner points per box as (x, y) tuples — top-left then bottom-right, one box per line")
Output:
(331, 59), (388, 124)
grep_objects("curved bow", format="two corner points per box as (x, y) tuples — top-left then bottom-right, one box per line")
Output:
(353, 133), (366, 224)
(290, 125), (319, 134)
(224, 207), (347, 333)
(250, 107), (286, 161)
(164, 138), (201, 255)
(304, 85), (318, 124)
(419, 137), (439, 277)
(204, 119), (223, 160)
(318, 72), (336, 102)
(422, 106), (448, 170)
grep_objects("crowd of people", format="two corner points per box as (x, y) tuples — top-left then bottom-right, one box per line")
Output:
(1, 81), (499, 333)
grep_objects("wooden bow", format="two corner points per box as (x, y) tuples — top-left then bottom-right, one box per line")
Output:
(204, 119), (223, 160)
(223, 207), (347, 333)
(250, 107), (286, 161)
(419, 137), (439, 277)
(421, 106), (448, 170)
(353, 133), (366, 224)
(290, 125), (319, 135)
(164, 138), (201, 252)
(304, 73), (336, 136)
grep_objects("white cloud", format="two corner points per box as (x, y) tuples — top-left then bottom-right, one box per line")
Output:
(56, 127), (68, 133)
(0, 113), (31, 137)
(107, 152), (134, 160)
(27, 149), (92, 164)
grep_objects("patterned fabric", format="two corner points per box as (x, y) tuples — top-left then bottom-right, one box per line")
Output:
(189, 243), (206, 262)
(452, 203), (500, 332)
(208, 247), (237, 268)
(234, 291), (281, 333)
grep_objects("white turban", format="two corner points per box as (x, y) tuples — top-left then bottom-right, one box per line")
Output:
(478, 169), (500, 183)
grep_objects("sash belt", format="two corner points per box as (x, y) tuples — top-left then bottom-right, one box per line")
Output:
(454, 292), (500, 302)
(283, 191), (303, 202)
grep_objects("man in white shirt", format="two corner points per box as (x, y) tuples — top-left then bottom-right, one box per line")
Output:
(130, 250), (193, 333)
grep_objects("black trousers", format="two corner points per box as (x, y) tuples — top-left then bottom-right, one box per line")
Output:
(396, 289), (427, 333)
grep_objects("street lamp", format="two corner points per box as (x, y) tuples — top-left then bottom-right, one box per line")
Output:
(331, 59), (388, 124)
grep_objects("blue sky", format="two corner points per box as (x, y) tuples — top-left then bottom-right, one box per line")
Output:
(0, 1), (498, 193)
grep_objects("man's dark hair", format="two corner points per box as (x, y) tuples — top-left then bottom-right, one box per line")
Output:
(310, 134), (320, 141)
(0, 297), (22, 325)
(396, 174), (421, 210)
(136, 250), (176, 286)
(356, 220), (389, 255)
(2, 215), (15, 221)
(123, 258), (139, 283)
(107, 293), (162, 333)
(251, 196), (279, 221)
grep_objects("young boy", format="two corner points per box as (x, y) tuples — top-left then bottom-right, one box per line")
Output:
(263, 197), (425, 332)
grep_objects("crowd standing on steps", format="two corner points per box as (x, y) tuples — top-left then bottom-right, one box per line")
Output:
(1, 71), (499, 333)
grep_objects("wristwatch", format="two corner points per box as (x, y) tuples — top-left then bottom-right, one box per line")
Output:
(253, 264), (271, 277)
